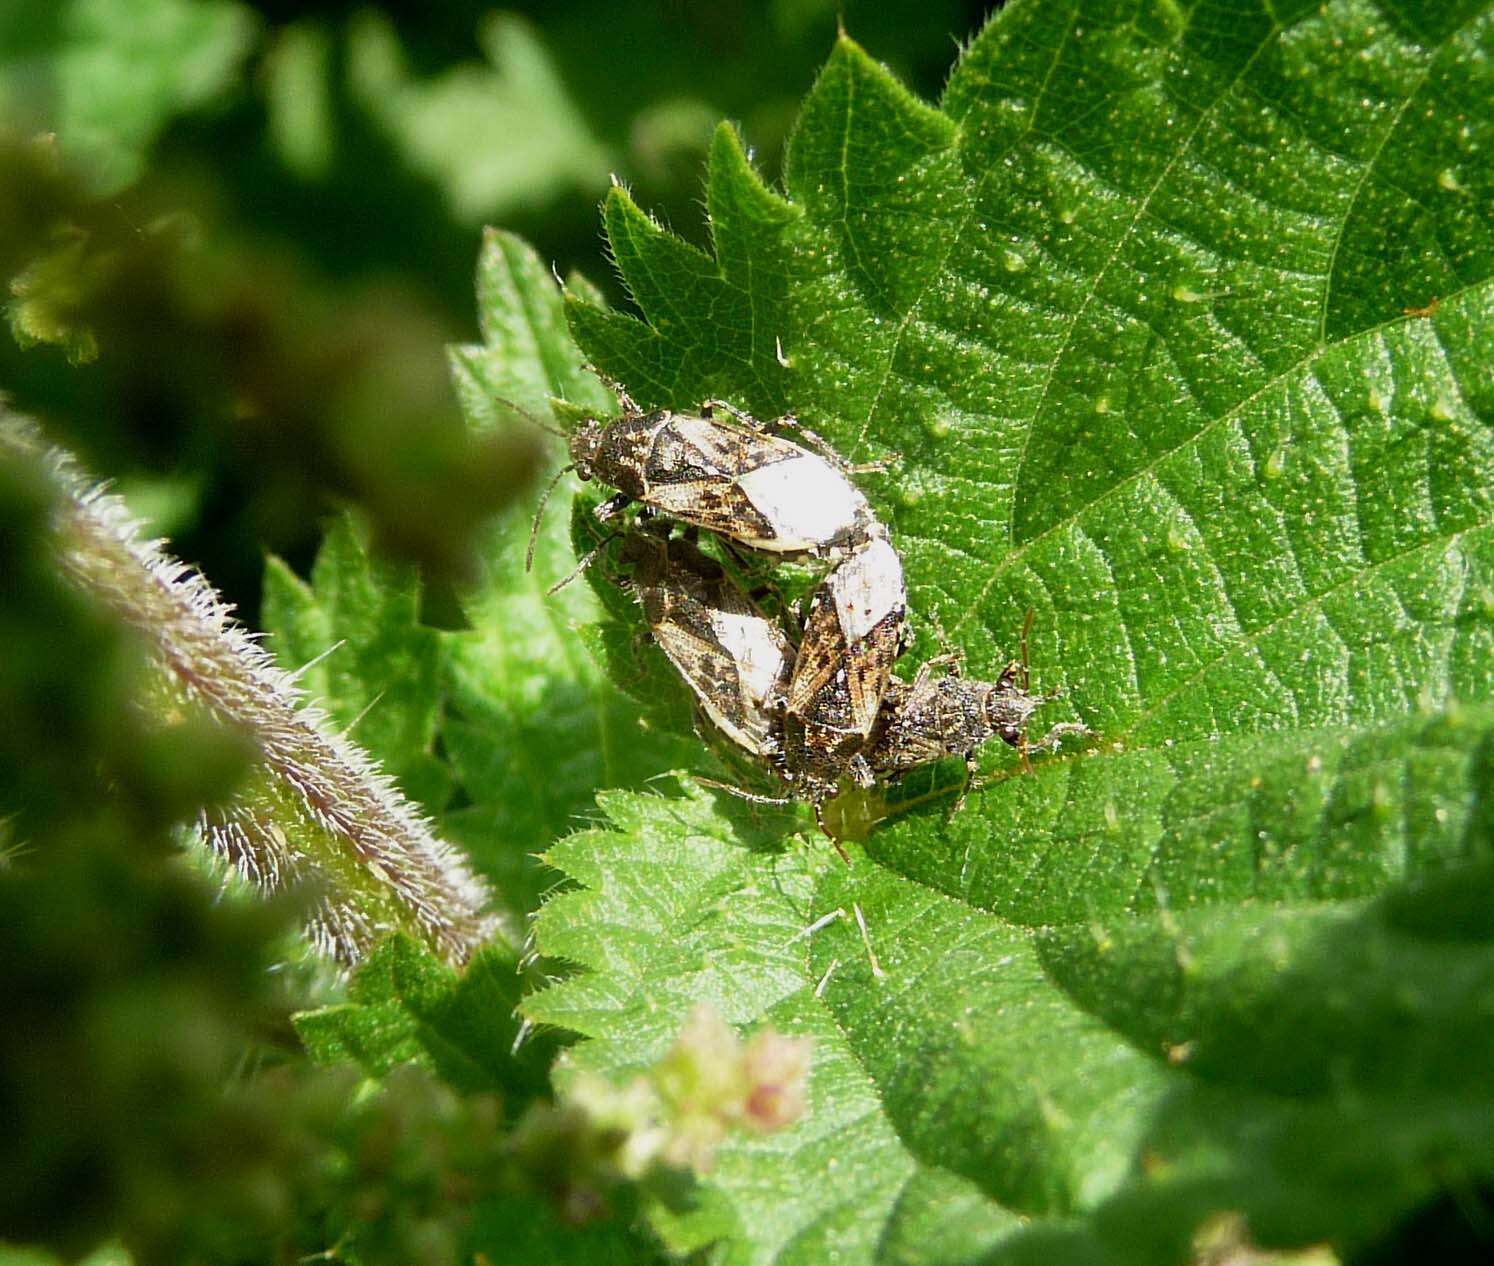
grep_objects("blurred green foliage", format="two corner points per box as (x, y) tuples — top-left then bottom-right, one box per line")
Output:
(0, 412), (656, 1265)
(0, 0), (985, 611)
(0, 443), (277, 1262)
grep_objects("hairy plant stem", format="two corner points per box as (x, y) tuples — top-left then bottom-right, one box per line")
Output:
(2, 413), (507, 966)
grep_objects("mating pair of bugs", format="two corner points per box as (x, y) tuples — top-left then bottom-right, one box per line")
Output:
(526, 381), (1084, 855)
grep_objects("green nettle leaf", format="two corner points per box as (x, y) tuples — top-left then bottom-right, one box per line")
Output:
(295, 935), (553, 1100)
(442, 229), (701, 916)
(461, 2), (1494, 1262)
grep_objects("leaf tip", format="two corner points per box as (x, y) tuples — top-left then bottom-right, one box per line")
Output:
(708, 118), (747, 165)
(706, 121), (795, 228)
(601, 179), (641, 222)
(600, 182), (667, 258)
(830, 29), (867, 62)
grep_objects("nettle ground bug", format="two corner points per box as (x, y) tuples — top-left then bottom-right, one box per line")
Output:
(618, 526), (793, 761)
(868, 612), (1089, 808)
(525, 380), (890, 586)
(614, 525), (902, 861)
(778, 535), (908, 805)
(524, 375), (1090, 854)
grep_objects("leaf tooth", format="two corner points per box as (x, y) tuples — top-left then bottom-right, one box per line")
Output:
(602, 183), (718, 335)
(706, 121), (796, 242)
(563, 294), (672, 408)
(785, 34), (957, 212)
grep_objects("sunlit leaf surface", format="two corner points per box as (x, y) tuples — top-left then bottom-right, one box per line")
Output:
(510, 3), (1494, 1261)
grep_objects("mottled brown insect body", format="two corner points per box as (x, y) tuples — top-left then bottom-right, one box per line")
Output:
(622, 529), (793, 760)
(779, 536), (907, 800)
(869, 665), (1039, 775)
(869, 658), (1088, 785)
(573, 411), (662, 501)
(571, 403), (883, 558)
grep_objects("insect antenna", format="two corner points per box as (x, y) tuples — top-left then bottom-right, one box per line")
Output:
(545, 527), (622, 596)
(492, 391), (569, 441)
(526, 463), (576, 572)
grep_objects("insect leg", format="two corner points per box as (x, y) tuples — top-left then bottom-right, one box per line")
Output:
(845, 452), (901, 475)
(694, 775), (800, 813)
(701, 398), (767, 430)
(906, 652), (963, 703)
(811, 800), (853, 865)
(925, 611), (964, 670)
(592, 491), (634, 523)
(846, 753), (876, 790)
(546, 530), (622, 595)
(1025, 721), (1091, 755)
(770, 414), (872, 471)
(585, 364), (641, 414)
(780, 413), (901, 475)
(944, 752), (980, 818)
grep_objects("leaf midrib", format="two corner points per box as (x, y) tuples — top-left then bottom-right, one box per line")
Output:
(1316, 30), (1439, 344)
(820, 9), (1476, 679)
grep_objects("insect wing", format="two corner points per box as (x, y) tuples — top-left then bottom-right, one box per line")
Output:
(826, 537), (906, 735)
(783, 593), (844, 713)
(666, 413), (786, 472)
(733, 454), (870, 554)
(707, 603), (793, 710)
(785, 537), (906, 736)
(662, 416), (871, 554)
(653, 611), (778, 755)
(644, 478), (779, 546)
(631, 533), (791, 758)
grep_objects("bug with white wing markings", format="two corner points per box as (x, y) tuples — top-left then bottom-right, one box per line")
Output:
(610, 528), (1084, 853)
(526, 382), (889, 582)
(777, 535), (909, 805)
(618, 525), (794, 761)
(611, 524), (855, 860)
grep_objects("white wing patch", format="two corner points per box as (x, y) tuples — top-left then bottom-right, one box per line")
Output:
(735, 455), (867, 550)
(710, 609), (790, 703)
(830, 537), (905, 643)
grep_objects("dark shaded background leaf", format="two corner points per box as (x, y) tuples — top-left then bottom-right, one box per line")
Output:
(295, 935), (553, 1100)
(263, 515), (451, 810)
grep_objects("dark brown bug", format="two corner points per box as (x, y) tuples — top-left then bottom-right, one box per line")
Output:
(868, 614), (1088, 807)
(526, 384), (887, 581)
(620, 528), (793, 760)
(778, 535), (908, 804)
